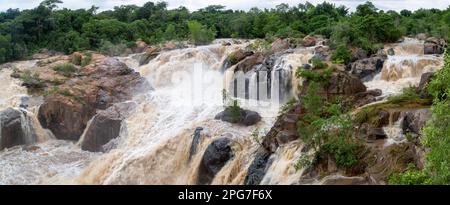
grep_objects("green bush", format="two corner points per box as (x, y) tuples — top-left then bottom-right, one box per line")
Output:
(53, 63), (77, 77)
(309, 58), (328, 69)
(387, 86), (421, 104)
(331, 45), (352, 64)
(80, 52), (92, 67)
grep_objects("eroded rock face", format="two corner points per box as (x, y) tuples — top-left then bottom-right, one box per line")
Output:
(38, 57), (150, 141)
(0, 108), (38, 150)
(197, 138), (234, 185)
(228, 49), (254, 66)
(78, 102), (137, 152)
(417, 72), (434, 98)
(349, 54), (387, 81)
(270, 38), (291, 53)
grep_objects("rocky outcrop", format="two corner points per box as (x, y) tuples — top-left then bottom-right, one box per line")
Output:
(234, 52), (264, 73)
(189, 127), (211, 160)
(424, 37), (446, 55)
(350, 48), (367, 62)
(302, 36), (316, 47)
(0, 108), (38, 150)
(349, 54), (387, 81)
(215, 107), (261, 126)
(197, 138), (234, 184)
(300, 70), (367, 100)
(351, 89), (382, 108)
(228, 49), (254, 66)
(138, 47), (160, 66)
(78, 102), (137, 152)
(38, 57), (150, 141)
(270, 38), (291, 53)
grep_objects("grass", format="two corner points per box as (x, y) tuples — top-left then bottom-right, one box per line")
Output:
(53, 63), (77, 77)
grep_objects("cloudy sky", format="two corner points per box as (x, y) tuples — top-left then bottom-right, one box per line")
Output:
(0, 0), (449, 12)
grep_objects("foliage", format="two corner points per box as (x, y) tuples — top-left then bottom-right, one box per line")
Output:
(331, 45), (352, 64)
(0, 1), (449, 64)
(187, 20), (215, 45)
(80, 52), (92, 67)
(229, 100), (243, 123)
(20, 70), (45, 88)
(386, 86), (421, 104)
(98, 40), (128, 56)
(309, 58), (328, 69)
(53, 63), (77, 77)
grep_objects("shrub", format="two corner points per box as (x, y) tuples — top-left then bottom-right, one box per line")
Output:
(309, 58), (328, 69)
(387, 86), (421, 104)
(80, 52), (92, 67)
(99, 40), (127, 56)
(331, 45), (352, 64)
(53, 63), (77, 77)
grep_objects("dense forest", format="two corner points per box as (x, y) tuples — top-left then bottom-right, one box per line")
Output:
(0, 0), (449, 63)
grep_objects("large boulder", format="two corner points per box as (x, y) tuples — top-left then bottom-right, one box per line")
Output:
(424, 37), (446, 55)
(38, 94), (94, 141)
(0, 108), (38, 150)
(215, 107), (261, 126)
(349, 55), (387, 81)
(234, 52), (264, 73)
(78, 102), (137, 152)
(402, 109), (430, 135)
(350, 48), (368, 62)
(228, 49), (254, 66)
(270, 38), (291, 53)
(197, 138), (235, 184)
(134, 40), (148, 53)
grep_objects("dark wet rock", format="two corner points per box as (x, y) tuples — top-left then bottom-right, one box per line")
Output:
(349, 55), (387, 81)
(189, 127), (206, 160)
(402, 109), (430, 135)
(244, 151), (271, 185)
(424, 37), (446, 55)
(197, 138), (234, 184)
(78, 102), (137, 152)
(367, 127), (387, 141)
(0, 108), (38, 150)
(387, 48), (395, 56)
(215, 107), (261, 126)
(352, 89), (383, 108)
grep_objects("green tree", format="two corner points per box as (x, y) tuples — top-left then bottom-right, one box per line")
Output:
(187, 20), (215, 45)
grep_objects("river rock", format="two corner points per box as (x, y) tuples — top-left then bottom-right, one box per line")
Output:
(402, 109), (430, 135)
(189, 127), (211, 160)
(134, 40), (148, 53)
(214, 107), (261, 126)
(78, 102), (137, 152)
(367, 127), (387, 141)
(244, 152), (271, 185)
(305, 70), (367, 98)
(197, 138), (234, 184)
(351, 48), (368, 62)
(0, 108), (38, 150)
(424, 37), (446, 54)
(349, 54), (387, 81)
(234, 52), (264, 73)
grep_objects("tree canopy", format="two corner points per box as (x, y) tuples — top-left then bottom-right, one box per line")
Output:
(0, 1), (449, 63)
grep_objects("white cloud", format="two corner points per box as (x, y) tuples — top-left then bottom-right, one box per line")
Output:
(0, 0), (449, 12)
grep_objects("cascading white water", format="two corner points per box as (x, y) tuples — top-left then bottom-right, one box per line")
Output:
(365, 38), (443, 97)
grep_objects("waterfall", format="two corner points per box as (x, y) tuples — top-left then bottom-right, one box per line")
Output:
(365, 38), (444, 97)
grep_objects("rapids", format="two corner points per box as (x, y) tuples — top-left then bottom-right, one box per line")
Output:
(0, 37), (444, 184)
